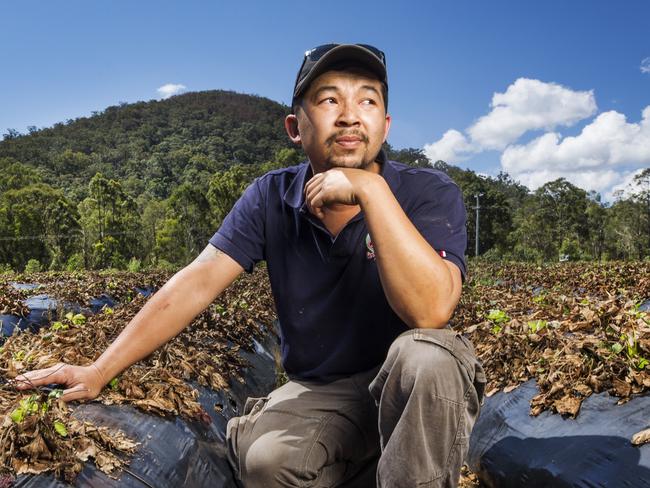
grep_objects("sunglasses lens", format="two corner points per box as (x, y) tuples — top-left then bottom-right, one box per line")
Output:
(305, 44), (338, 62)
(357, 44), (386, 64)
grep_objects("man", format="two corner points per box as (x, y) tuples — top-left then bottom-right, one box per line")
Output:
(17, 44), (485, 487)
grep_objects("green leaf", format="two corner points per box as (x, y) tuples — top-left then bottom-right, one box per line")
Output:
(637, 357), (649, 370)
(27, 397), (39, 414)
(71, 313), (86, 325)
(109, 377), (119, 390)
(611, 343), (623, 355)
(54, 420), (68, 437)
(10, 408), (25, 423)
(527, 320), (547, 333)
(487, 309), (509, 324)
(48, 388), (64, 400)
(51, 321), (68, 331)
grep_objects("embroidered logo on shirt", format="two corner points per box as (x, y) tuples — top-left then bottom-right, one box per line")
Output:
(438, 250), (447, 258)
(365, 233), (375, 260)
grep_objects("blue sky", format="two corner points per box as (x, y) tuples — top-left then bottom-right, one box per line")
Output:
(2, 0), (649, 200)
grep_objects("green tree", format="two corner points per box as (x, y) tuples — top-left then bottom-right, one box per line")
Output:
(632, 169), (650, 257)
(160, 182), (213, 264)
(585, 191), (607, 261)
(0, 158), (43, 192)
(604, 193), (645, 260)
(78, 173), (140, 268)
(0, 184), (79, 270)
(384, 143), (431, 168)
(207, 164), (260, 225)
(511, 179), (590, 260)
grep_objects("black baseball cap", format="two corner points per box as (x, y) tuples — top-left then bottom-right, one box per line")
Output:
(292, 43), (388, 109)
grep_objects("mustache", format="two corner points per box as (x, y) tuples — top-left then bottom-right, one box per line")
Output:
(325, 130), (369, 146)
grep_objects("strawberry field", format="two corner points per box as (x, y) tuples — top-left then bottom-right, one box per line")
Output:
(0, 261), (649, 486)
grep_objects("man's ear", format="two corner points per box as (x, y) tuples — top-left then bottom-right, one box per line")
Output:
(382, 113), (392, 143)
(285, 114), (302, 145)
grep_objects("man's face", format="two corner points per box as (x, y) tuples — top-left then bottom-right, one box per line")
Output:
(286, 69), (391, 173)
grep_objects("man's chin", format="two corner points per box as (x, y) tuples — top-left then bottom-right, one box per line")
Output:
(329, 159), (366, 169)
(326, 153), (374, 169)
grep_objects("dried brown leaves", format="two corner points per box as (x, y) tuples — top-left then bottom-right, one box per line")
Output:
(0, 394), (136, 481)
(0, 267), (276, 482)
(454, 262), (650, 418)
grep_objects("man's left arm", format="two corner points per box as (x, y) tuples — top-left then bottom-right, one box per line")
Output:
(305, 168), (464, 329)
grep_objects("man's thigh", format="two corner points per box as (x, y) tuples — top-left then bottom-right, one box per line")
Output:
(227, 368), (381, 488)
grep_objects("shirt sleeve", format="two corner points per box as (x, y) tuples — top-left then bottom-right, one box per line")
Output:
(208, 178), (266, 273)
(409, 177), (468, 282)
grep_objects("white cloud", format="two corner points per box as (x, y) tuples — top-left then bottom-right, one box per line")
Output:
(641, 57), (650, 74)
(501, 107), (650, 198)
(157, 83), (187, 99)
(468, 78), (597, 150)
(423, 78), (596, 163)
(501, 107), (650, 172)
(423, 129), (476, 163)
(422, 78), (648, 201)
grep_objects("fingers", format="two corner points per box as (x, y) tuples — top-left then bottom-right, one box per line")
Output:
(14, 363), (100, 403)
(306, 191), (325, 219)
(304, 169), (357, 212)
(305, 175), (323, 200)
(306, 186), (324, 209)
(305, 177), (325, 218)
(14, 363), (68, 390)
(62, 385), (92, 402)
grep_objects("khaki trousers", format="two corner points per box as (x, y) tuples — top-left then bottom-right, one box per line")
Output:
(226, 328), (486, 488)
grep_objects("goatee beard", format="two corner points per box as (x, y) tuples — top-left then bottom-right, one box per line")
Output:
(324, 130), (374, 169)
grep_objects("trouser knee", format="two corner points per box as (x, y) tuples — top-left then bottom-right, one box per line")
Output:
(379, 328), (472, 403)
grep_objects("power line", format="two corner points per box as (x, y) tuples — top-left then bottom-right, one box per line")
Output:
(0, 230), (143, 242)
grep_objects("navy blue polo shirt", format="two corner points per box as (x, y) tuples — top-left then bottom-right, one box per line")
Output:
(209, 155), (467, 380)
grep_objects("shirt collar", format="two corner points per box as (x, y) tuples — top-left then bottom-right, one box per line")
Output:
(282, 148), (400, 209)
(378, 149), (401, 192)
(283, 161), (313, 209)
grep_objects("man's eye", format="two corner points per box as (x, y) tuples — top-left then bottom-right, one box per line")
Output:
(321, 97), (336, 104)
(361, 99), (376, 105)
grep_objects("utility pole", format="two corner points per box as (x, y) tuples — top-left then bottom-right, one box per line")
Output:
(474, 193), (483, 257)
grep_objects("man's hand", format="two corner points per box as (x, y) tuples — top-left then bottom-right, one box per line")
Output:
(305, 167), (461, 328)
(304, 168), (378, 218)
(14, 362), (105, 402)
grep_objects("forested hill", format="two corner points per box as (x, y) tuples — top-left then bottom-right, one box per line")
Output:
(0, 90), (295, 200)
(0, 91), (648, 273)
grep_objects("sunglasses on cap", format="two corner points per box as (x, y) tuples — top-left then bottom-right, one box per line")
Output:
(302, 43), (386, 67)
(292, 43), (388, 107)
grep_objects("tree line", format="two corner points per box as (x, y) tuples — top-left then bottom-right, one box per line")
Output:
(387, 147), (649, 263)
(1, 90), (648, 272)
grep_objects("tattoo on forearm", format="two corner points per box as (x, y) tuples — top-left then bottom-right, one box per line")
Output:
(195, 246), (223, 263)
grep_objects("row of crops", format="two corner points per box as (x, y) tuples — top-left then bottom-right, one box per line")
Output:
(0, 261), (648, 485)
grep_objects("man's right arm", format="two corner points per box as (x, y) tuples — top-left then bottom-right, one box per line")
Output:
(14, 244), (243, 402)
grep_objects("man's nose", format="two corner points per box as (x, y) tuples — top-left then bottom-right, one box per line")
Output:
(335, 100), (360, 127)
